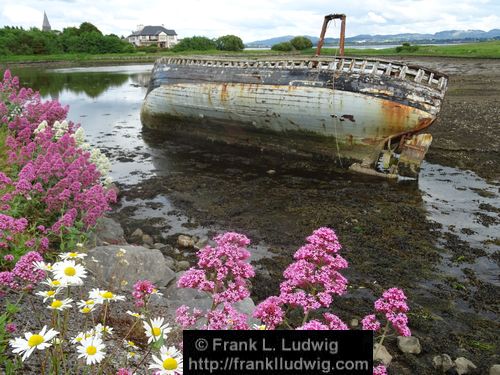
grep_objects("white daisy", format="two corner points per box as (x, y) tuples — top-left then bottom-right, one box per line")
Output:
(127, 351), (138, 360)
(77, 336), (106, 365)
(59, 251), (87, 261)
(94, 323), (113, 336)
(149, 345), (183, 375)
(42, 278), (66, 288)
(77, 300), (96, 314)
(52, 260), (87, 286)
(33, 261), (53, 272)
(47, 298), (73, 311)
(9, 326), (59, 361)
(253, 324), (267, 330)
(79, 304), (95, 314)
(124, 339), (137, 349)
(126, 310), (145, 319)
(35, 289), (60, 302)
(143, 317), (172, 344)
(71, 332), (86, 344)
(88, 288), (125, 304)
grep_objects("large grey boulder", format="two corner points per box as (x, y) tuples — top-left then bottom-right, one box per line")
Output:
(490, 364), (500, 375)
(87, 217), (127, 246)
(86, 245), (175, 290)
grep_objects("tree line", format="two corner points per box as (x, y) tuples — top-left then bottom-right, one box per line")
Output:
(0, 23), (134, 55)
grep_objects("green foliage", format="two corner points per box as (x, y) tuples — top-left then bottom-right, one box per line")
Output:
(172, 36), (217, 51)
(395, 42), (419, 53)
(290, 36), (313, 50)
(0, 23), (133, 55)
(215, 35), (244, 51)
(271, 42), (293, 51)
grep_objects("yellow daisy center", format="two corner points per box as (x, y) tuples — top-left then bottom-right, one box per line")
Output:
(69, 252), (78, 257)
(28, 334), (44, 347)
(86, 300), (94, 305)
(102, 291), (113, 299)
(82, 307), (91, 313)
(47, 290), (55, 296)
(64, 267), (76, 276)
(51, 300), (63, 309)
(86, 345), (97, 355)
(52, 280), (60, 286)
(152, 327), (161, 336)
(128, 341), (135, 347)
(163, 357), (178, 370)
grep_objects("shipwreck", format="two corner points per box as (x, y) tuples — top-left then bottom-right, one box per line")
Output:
(141, 14), (448, 178)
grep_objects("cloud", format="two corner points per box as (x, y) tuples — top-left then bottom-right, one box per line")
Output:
(0, 0), (498, 41)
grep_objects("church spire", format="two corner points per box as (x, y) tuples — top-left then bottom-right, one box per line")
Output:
(42, 11), (51, 32)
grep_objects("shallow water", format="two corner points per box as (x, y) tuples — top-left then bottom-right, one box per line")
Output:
(10, 64), (499, 369)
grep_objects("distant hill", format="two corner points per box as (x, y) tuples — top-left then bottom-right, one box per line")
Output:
(245, 29), (500, 47)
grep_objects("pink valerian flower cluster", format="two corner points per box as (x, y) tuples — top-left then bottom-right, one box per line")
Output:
(0, 251), (46, 291)
(176, 232), (254, 329)
(254, 228), (348, 329)
(176, 306), (203, 329)
(296, 313), (349, 331)
(0, 70), (116, 281)
(361, 288), (411, 336)
(132, 279), (156, 308)
(116, 369), (134, 375)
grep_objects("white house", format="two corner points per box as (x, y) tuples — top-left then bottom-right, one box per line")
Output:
(127, 25), (178, 48)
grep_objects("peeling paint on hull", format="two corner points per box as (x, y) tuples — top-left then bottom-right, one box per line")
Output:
(141, 57), (448, 176)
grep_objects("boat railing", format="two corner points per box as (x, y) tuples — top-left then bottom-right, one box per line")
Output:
(154, 56), (448, 92)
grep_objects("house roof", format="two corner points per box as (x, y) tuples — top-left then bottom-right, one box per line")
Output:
(128, 26), (177, 38)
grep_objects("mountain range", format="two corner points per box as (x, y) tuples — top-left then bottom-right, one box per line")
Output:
(245, 29), (500, 47)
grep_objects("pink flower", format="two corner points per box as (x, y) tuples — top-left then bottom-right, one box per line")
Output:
(3, 254), (14, 262)
(176, 305), (203, 329)
(387, 312), (411, 336)
(374, 288), (409, 315)
(297, 320), (329, 330)
(361, 314), (381, 331)
(373, 364), (387, 375)
(12, 251), (46, 284)
(116, 369), (134, 375)
(323, 313), (349, 330)
(5, 322), (17, 333)
(253, 296), (285, 329)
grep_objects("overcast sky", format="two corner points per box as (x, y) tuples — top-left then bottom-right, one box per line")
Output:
(1, 0), (499, 42)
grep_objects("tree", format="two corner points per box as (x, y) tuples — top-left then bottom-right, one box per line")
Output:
(172, 36), (217, 51)
(215, 35), (244, 51)
(271, 42), (293, 51)
(79, 22), (102, 35)
(290, 36), (313, 50)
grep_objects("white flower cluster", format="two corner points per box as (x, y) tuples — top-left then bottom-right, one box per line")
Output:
(89, 148), (112, 178)
(53, 120), (69, 139)
(34, 120), (48, 135)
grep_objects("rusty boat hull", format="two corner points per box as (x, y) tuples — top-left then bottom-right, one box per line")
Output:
(141, 56), (448, 177)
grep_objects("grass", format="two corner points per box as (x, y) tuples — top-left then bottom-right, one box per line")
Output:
(0, 40), (498, 66)
(0, 125), (9, 173)
(316, 40), (500, 59)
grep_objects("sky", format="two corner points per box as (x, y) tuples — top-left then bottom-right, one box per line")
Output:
(1, 0), (499, 42)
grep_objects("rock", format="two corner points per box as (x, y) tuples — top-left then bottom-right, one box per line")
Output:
(433, 354), (454, 372)
(266, 169), (276, 175)
(154, 243), (165, 250)
(490, 365), (500, 375)
(194, 236), (209, 249)
(164, 256), (175, 270)
(130, 228), (143, 240)
(455, 357), (477, 375)
(176, 260), (190, 271)
(142, 234), (154, 246)
(87, 217), (127, 246)
(373, 344), (392, 365)
(86, 245), (175, 290)
(397, 336), (421, 354)
(177, 235), (195, 248)
(350, 319), (359, 328)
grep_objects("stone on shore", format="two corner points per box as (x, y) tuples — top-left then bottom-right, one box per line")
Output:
(373, 343), (392, 365)
(177, 235), (195, 248)
(87, 217), (127, 246)
(454, 357), (477, 375)
(432, 354), (454, 372)
(397, 336), (421, 354)
(86, 245), (175, 290)
(490, 364), (500, 375)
